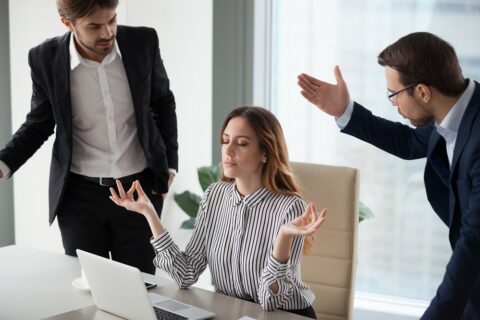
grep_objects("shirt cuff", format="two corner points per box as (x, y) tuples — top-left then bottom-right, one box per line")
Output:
(168, 168), (177, 176)
(0, 160), (11, 180)
(335, 99), (354, 129)
(266, 255), (289, 279)
(150, 230), (173, 253)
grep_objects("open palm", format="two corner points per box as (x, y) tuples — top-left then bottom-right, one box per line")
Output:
(297, 65), (350, 117)
(281, 203), (327, 237)
(109, 180), (156, 217)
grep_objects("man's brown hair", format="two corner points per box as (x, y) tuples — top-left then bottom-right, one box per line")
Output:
(57, 0), (119, 22)
(378, 32), (466, 96)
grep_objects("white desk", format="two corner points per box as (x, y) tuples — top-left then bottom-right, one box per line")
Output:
(0, 245), (309, 319)
(0, 245), (94, 320)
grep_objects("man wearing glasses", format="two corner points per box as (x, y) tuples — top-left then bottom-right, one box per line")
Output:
(298, 32), (479, 319)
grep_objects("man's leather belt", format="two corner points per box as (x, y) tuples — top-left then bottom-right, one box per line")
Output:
(70, 171), (145, 187)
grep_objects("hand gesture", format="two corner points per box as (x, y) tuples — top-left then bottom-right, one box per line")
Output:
(297, 65), (350, 117)
(271, 203), (327, 265)
(109, 180), (156, 218)
(281, 203), (327, 237)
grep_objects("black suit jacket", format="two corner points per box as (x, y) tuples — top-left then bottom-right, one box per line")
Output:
(0, 26), (178, 224)
(343, 82), (480, 319)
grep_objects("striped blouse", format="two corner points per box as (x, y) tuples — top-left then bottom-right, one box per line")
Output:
(151, 181), (315, 311)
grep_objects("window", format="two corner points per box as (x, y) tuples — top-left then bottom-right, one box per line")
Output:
(267, 0), (480, 300)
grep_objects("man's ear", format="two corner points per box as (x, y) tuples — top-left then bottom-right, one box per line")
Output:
(61, 17), (74, 32)
(416, 84), (431, 103)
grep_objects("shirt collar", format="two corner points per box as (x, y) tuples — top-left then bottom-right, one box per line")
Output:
(69, 32), (122, 70)
(436, 79), (475, 138)
(230, 183), (270, 208)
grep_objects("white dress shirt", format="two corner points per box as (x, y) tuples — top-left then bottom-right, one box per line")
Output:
(336, 79), (475, 167)
(69, 35), (147, 178)
(151, 182), (315, 311)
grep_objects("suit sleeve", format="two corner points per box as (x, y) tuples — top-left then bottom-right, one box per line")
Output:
(149, 29), (178, 171)
(0, 48), (55, 175)
(342, 102), (431, 160)
(422, 148), (480, 319)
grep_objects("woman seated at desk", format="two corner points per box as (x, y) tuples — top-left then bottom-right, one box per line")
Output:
(110, 106), (327, 319)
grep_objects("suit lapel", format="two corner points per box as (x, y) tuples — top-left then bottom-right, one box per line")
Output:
(53, 32), (72, 139)
(448, 83), (480, 227)
(115, 27), (145, 136)
(427, 132), (450, 187)
(451, 83), (480, 172)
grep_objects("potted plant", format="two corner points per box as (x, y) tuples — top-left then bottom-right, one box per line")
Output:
(173, 165), (221, 229)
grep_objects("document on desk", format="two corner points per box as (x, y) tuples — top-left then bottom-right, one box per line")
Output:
(238, 316), (257, 320)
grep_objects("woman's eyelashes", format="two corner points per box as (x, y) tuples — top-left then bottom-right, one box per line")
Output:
(221, 139), (249, 147)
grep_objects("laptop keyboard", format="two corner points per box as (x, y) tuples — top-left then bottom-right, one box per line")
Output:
(154, 307), (188, 320)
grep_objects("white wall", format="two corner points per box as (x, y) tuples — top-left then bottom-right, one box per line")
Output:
(123, 0), (213, 252)
(10, 0), (66, 252)
(9, 0), (212, 260)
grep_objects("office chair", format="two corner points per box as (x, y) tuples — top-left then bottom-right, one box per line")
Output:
(291, 162), (359, 320)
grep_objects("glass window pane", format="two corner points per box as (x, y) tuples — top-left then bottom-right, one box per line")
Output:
(271, 0), (480, 300)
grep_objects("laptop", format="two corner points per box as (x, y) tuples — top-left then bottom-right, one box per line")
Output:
(76, 249), (215, 320)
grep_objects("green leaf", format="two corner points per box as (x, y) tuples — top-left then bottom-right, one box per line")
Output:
(359, 201), (374, 222)
(173, 191), (201, 217)
(180, 218), (196, 229)
(198, 165), (221, 191)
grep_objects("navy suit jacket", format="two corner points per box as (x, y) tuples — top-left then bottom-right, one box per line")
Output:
(342, 82), (480, 319)
(0, 26), (178, 224)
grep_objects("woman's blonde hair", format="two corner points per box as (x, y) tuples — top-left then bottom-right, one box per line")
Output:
(219, 106), (313, 253)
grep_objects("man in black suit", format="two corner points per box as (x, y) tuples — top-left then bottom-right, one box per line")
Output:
(298, 32), (479, 319)
(0, 0), (178, 274)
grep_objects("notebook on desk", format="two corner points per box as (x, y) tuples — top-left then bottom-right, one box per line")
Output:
(76, 249), (215, 320)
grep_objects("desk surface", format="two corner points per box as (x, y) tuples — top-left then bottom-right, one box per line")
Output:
(0, 245), (308, 320)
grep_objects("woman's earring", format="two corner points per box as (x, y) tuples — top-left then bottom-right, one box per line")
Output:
(262, 157), (267, 163)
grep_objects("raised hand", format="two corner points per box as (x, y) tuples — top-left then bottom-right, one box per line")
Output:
(110, 180), (165, 237)
(109, 180), (156, 217)
(281, 203), (327, 237)
(271, 203), (327, 266)
(297, 65), (350, 117)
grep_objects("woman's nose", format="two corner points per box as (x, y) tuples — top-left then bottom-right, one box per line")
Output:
(224, 142), (234, 156)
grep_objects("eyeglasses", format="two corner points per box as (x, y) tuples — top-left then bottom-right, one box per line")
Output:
(387, 83), (417, 105)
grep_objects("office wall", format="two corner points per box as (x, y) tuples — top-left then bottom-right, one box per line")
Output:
(9, 0), (212, 253)
(0, 0), (14, 247)
(10, 0), (67, 253)
(123, 0), (213, 250)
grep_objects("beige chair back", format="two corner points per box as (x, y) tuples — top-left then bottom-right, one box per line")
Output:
(291, 162), (359, 320)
